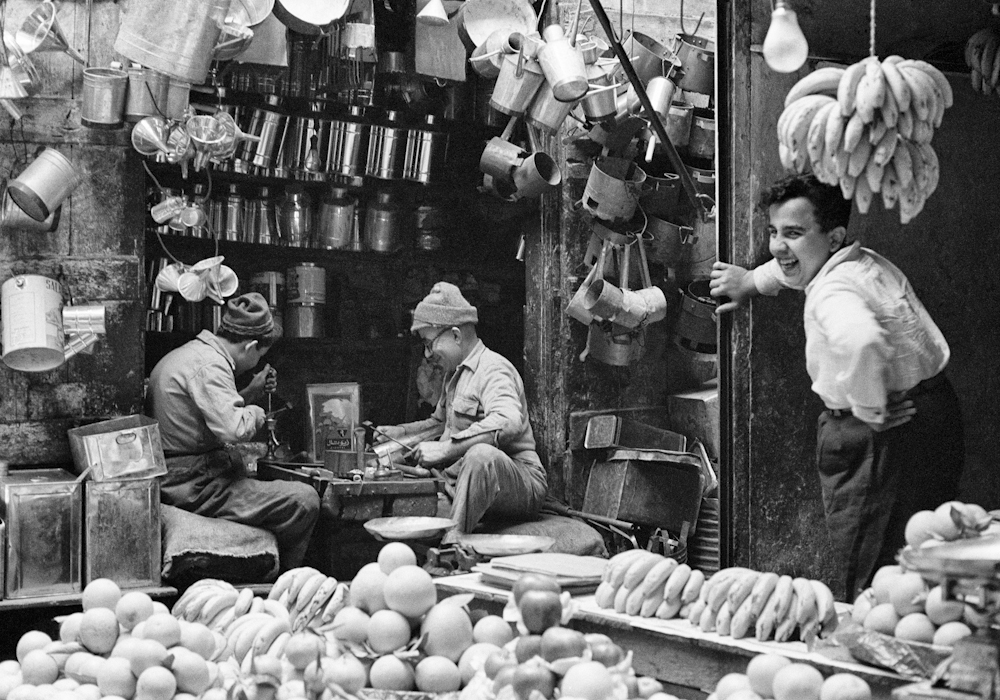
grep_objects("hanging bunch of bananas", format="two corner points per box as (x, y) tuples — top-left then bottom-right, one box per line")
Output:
(777, 55), (952, 224)
(965, 27), (1000, 93)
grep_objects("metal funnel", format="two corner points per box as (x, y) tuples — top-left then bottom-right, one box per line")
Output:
(15, 1), (86, 64)
(185, 115), (226, 171)
(131, 117), (172, 156)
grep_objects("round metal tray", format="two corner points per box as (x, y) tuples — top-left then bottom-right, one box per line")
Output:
(363, 516), (455, 542)
(899, 533), (1000, 580)
(458, 534), (555, 556)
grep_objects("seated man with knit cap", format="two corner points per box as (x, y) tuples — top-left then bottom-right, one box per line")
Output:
(146, 292), (320, 572)
(376, 282), (548, 543)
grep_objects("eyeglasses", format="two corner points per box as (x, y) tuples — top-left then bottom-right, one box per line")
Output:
(422, 326), (453, 353)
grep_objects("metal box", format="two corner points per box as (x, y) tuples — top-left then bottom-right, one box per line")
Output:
(68, 415), (168, 481)
(0, 518), (5, 600)
(84, 478), (161, 588)
(0, 468), (82, 599)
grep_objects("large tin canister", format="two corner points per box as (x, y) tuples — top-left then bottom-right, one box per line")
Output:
(327, 106), (369, 178)
(81, 67), (128, 129)
(675, 280), (718, 354)
(114, 0), (230, 84)
(285, 303), (324, 338)
(403, 115), (448, 184)
(125, 68), (174, 123)
(674, 33), (715, 98)
(286, 263), (326, 304)
(0, 467), (82, 599)
(1, 274), (64, 372)
(366, 111), (407, 180)
(84, 478), (161, 587)
(239, 96), (289, 175)
(7, 148), (81, 222)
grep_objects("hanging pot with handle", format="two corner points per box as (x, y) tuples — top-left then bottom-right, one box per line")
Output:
(673, 33), (715, 97)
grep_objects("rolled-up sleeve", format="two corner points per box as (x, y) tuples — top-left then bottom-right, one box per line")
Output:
(188, 366), (265, 443)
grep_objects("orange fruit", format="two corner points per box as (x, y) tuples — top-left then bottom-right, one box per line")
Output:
(331, 606), (370, 644)
(894, 613), (935, 643)
(0, 659), (20, 675)
(0, 675), (22, 700)
(168, 647), (211, 695)
(125, 638), (170, 677)
(933, 621), (972, 647)
(560, 661), (614, 700)
(368, 655), (415, 691)
(179, 623), (216, 661)
(772, 663), (823, 700)
(76, 685), (102, 700)
(819, 674), (870, 700)
(83, 578), (122, 612)
(142, 614), (181, 649)
(889, 572), (928, 617)
(458, 642), (501, 685)
(473, 616), (515, 646)
(863, 604), (900, 635)
(284, 633), (324, 671)
(414, 656), (462, 693)
(871, 566), (903, 605)
(79, 607), (120, 655)
(116, 592), (155, 632)
(715, 673), (753, 700)
(135, 665), (177, 700)
(96, 657), (137, 700)
(930, 502), (963, 540)
(60, 612), (85, 643)
(151, 602), (170, 617)
(851, 590), (876, 625)
(322, 654), (367, 694)
(383, 565), (437, 619)
(367, 610), (413, 654)
(349, 562), (389, 614)
(20, 650), (59, 685)
(746, 653), (793, 698)
(17, 631), (53, 663)
(421, 602), (474, 663)
(924, 586), (964, 626)
(905, 510), (940, 548)
(728, 691), (765, 700)
(377, 542), (417, 575)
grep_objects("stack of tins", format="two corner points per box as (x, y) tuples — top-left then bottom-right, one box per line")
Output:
(284, 263), (326, 338)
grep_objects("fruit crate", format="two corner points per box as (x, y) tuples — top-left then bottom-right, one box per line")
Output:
(358, 691), (461, 700)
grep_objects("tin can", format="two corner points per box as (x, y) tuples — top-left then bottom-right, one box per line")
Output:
(1, 274), (64, 372)
(84, 479), (161, 587)
(286, 263), (326, 304)
(285, 302), (324, 338)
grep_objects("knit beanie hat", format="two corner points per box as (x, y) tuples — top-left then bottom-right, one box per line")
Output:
(219, 292), (279, 338)
(411, 282), (478, 332)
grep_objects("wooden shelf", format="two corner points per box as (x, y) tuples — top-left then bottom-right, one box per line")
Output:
(0, 585), (177, 612)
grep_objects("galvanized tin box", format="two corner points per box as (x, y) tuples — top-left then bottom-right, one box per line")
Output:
(0, 468), (82, 599)
(68, 415), (168, 481)
(84, 478), (161, 587)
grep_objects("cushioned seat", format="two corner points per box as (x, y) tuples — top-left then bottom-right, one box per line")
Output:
(161, 505), (279, 587)
(486, 513), (609, 558)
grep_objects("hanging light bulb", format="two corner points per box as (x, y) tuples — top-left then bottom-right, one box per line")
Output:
(763, 0), (809, 73)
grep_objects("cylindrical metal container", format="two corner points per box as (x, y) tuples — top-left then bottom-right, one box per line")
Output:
(223, 184), (243, 242)
(640, 173), (682, 220)
(525, 80), (576, 135)
(1, 274), (64, 372)
(285, 303), (324, 338)
(328, 106), (369, 178)
(286, 262), (326, 304)
(7, 149), (81, 223)
(366, 110), (407, 180)
(403, 115), (448, 184)
(688, 108), (716, 160)
(316, 187), (357, 250)
(490, 53), (545, 116)
(165, 78), (192, 121)
(686, 163), (716, 197)
(81, 67), (128, 129)
(250, 271), (286, 308)
(256, 187), (279, 245)
(285, 109), (326, 180)
(674, 33), (715, 97)
(277, 185), (312, 247)
(124, 67), (170, 122)
(675, 280), (718, 354)
(240, 95), (288, 175)
(113, 0), (230, 83)
(364, 191), (407, 253)
(665, 101), (694, 148)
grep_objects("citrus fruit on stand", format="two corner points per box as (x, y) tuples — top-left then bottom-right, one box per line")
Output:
(746, 653), (792, 698)
(772, 663), (824, 700)
(414, 655), (462, 692)
(382, 565), (437, 618)
(82, 578), (123, 612)
(377, 542), (418, 574)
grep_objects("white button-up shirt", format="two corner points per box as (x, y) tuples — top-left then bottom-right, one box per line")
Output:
(753, 242), (950, 424)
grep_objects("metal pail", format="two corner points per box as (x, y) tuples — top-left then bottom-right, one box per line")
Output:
(1, 191), (61, 233)
(674, 33), (715, 97)
(675, 280), (717, 354)
(490, 52), (545, 116)
(689, 108), (716, 160)
(579, 157), (646, 224)
(640, 173), (681, 220)
(686, 163), (716, 197)
(285, 303), (324, 338)
(81, 68), (128, 129)
(124, 68), (170, 122)
(114, 0), (231, 83)
(620, 30), (680, 85)
(7, 149), (81, 222)
(644, 213), (691, 266)
(665, 101), (693, 148)
(1, 275), (65, 372)
(525, 81), (576, 135)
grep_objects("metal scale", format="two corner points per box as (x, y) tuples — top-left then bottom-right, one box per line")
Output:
(894, 535), (1000, 700)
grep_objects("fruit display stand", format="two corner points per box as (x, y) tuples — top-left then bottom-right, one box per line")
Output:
(435, 573), (910, 700)
(0, 587), (177, 613)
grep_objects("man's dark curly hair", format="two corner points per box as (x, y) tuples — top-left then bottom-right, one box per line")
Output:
(759, 173), (852, 233)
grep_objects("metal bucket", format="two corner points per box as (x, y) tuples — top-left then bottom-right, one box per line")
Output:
(1, 191), (61, 233)
(686, 163), (716, 197)
(525, 80), (576, 135)
(114, 0), (231, 83)
(620, 30), (680, 85)
(7, 149), (81, 222)
(686, 206), (717, 281)
(125, 68), (170, 122)
(240, 96), (288, 175)
(640, 173), (681, 220)
(689, 108), (716, 160)
(489, 52), (545, 116)
(586, 322), (645, 366)
(536, 26), (588, 103)
(166, 78), (192, 121)
(675, 280), (717, 354)
(674, 33), (715, 97)
(645, 213), (692, 266)
(579, 157), (646, 224)
(665, 101), (693, 148)
(286, 262), (326, 304)
(81, 68), (128, 129)
(1, 275), (65, 372)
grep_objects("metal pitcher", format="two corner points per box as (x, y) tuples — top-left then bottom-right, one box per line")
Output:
(327, 105), (369, 178)
(403, 114), (449, 184)
(674, 33), (715, 98)
(239, 95), (289, 176)
(316, 186), (356, 250)
(489, 49), (545, 117)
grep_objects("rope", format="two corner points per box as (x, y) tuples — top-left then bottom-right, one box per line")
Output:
(869, 0), (877, 57)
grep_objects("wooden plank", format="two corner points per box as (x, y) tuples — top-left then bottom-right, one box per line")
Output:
(0, 585), (177, 612)
(414, 1), (467, 83)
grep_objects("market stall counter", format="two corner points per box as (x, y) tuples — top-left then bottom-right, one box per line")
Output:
(436, 573), (911, 700)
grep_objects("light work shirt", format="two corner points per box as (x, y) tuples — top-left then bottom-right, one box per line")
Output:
(431, 340), (543, 469)
(753, 242), (949, 424)
(146, 330), (264, 453)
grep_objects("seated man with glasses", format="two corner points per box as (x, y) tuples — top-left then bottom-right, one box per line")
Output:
(375, 282), (547, 544)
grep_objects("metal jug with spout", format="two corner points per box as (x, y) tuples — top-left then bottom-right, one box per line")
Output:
(317, 186), (357, 250)
(240, 95), (289, 177)
(278, 184), (312, 248)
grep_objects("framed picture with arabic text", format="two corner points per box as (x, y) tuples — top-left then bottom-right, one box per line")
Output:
(305, 383), (361, 463)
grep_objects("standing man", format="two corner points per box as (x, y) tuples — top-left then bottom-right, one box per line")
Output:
(709, 173), (964, 599)
(146, 292), (320, 572)
(376, 282), (548, 543)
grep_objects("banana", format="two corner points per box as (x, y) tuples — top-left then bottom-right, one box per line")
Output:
(807, 101), (836, 168)
(729, 592), (756, 640)
(249, 597), (265, 614)
(603, 549), (651, 582)
(201, 590), (239, 626)
(185, 587), (224, 623)
(639, 591), (663, 618)
(784, 67), (846, 109)
(839, 174), (857, 200)
(663, 564), (692, 604)
(708, 575), (740, 614)
(681, 569), (706, 604)
(847, 138), (872, 178)
(834, 147), (851, 179)
(755, 592), (779, 641)
(266, 631), (291, 659)
(656, 597), (683, 620)
(268, 569), (299, 601)
(699, 599), (717, 633)
(774, 614), (799, 643)
(982, 33), (1000, 92)
(623, 553), (666, 590)
(303, 577), (339, 630)
(173, 579), (224, 617)
(916, 142), (940, 193)
(779, 143), (796, 172)
(294, 572), (328, 618)
(625, 583), (651, 616)
(855, 170), (874, 214)
(880, 87), (899, 129)
(868, 118), (887, 147)
(880, 59), (911, 114)
(881, 161), (900, 210)
(726, 570), (761, 612)
(610, 551), (659, 589)
(966, 27), (995, 70)
(837, 59), (868, 116)
(251, 616), (292, 659)
(911, 119), (934, 145)
(286, 567), (324, 608)
(776, 589), (799, 631)
(748, 572), (779, 618)
(898, 64), (935, 123)
(991, 49), (1000, 96)
(234, 587), (255, 617)
(613, 583), (630, 613)
(899, 181), (926, 224)
(210, 606), (238, 634)
(854, 66), (880, 124)
(842, 112), (867, 153)
(865, 156), (884, 194)
(824, 106), (846, 157)
(233, 617), (271, 664)
(715, 600), (733, 636)
(792, 578), (818, 626)
(905, 139), (926, 192)
(810, 579), (836, 624)
(770, 576), (795, 623)
(262, 598), (291, 622)
(789, 96), (836, 172)
(893, 139), (915, 190)
(687, 598), (708, 625)
(897, 108), (914, 140)
(678, 603), (692, 620)
(321, 582), (349, 623)
(225, 611), (273, 639)
(632, 558), (678, 603)
(911, 59), (953, 109)
(872, 128), (899, 166)
(595, 581), (618, 609)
